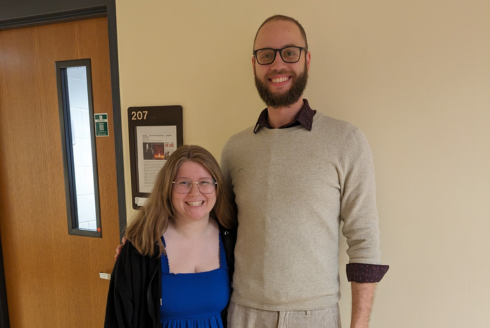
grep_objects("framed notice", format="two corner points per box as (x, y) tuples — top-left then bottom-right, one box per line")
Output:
(128, 106), (183, 209)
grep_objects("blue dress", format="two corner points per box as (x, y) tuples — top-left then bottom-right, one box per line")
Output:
(160, 234), (230, 328)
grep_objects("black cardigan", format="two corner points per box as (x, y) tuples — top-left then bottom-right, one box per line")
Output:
(104, 225), (236, 328)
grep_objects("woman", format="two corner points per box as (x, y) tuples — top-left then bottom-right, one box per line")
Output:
(105, 145), (237, 328)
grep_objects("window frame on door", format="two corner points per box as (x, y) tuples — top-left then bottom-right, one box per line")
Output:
(55, 58), (103, 238)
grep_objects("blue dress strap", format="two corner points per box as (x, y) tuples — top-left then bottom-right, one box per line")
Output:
(218, 233), (228, 270)
(161, 236), (170, 274)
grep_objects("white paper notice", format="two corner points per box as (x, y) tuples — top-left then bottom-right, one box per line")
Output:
(136, 126), (177, 193)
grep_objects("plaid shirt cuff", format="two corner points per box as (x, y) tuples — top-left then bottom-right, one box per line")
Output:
(346, 263), (389, 283)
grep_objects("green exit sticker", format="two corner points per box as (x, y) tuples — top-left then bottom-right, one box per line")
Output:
(94, 113), (109, 137)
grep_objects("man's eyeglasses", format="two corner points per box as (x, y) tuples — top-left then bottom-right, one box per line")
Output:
(253, 46), (307, 65)
(172, 178), (217, 194)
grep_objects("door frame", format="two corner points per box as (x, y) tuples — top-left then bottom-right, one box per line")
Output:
(0, 3), (126, 327)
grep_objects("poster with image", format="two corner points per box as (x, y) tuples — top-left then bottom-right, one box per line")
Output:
(136, 125), (177, 193)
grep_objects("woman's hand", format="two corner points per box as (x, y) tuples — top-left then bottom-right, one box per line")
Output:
(114, 237), (127, 260)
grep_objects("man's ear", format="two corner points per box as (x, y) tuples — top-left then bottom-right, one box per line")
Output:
(252, 56), (256, 76)
(306, 51), (311, 71)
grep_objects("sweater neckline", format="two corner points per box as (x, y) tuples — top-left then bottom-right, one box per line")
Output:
(257, 112), (324, 135)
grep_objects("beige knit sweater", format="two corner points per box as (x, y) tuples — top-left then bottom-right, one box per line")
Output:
(220, 112), (382, 311)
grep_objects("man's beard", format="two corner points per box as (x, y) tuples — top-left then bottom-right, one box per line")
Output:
(254, 63), (308, 108)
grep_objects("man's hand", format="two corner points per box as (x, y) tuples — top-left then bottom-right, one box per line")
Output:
(114, 237), (127, 260)
(350, 282), (376, 328)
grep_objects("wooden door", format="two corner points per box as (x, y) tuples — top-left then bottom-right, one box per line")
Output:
(0, 17), (120, 327)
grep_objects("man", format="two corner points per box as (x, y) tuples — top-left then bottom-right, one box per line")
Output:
(220, 15), (388, 328)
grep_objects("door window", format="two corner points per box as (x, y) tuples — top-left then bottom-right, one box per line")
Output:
(56, 59), (102, 237)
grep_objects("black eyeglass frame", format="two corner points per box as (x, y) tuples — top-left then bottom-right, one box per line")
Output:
(253, 46), (308, 65)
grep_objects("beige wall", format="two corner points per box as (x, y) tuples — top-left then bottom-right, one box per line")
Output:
(115, 0), (490, 326)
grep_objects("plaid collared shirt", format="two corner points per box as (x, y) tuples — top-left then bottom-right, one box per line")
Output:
(253, 99), (316, 133)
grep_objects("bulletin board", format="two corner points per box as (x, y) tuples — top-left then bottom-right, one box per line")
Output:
(128, 106), (183, 209)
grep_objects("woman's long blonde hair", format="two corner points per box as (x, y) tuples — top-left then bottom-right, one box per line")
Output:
(125, 145), (236, 257)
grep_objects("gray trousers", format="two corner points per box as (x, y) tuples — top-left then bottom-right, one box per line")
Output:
(227, 302), (341, 328)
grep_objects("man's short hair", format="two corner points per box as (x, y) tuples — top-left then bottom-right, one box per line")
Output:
(253, 15), (308, 50)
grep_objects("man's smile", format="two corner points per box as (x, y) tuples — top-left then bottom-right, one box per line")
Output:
(270, 76), (290, 83)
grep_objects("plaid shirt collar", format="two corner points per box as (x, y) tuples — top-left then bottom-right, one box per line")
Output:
(253, 99), (316, 133)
